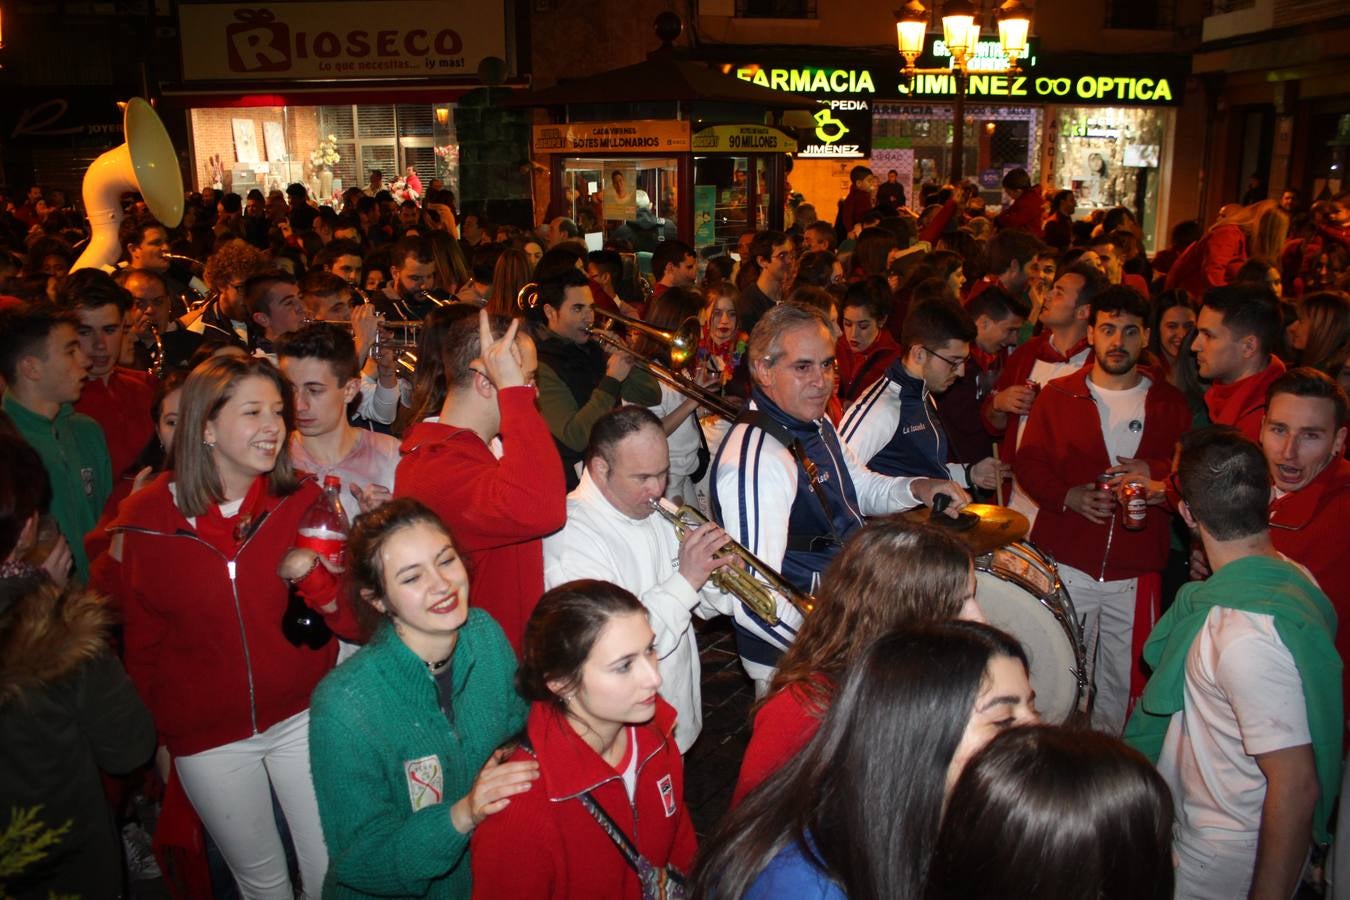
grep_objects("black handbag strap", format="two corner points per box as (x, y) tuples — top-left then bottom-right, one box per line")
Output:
(516, 736), (664, 881)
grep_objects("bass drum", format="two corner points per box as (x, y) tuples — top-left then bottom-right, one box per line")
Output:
(974, 541), (1089, 724)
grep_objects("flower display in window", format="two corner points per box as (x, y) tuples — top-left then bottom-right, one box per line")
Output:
(310, 134), (341, 171)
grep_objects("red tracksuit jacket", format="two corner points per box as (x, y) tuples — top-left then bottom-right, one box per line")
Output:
(1014, 365), (1190, 581)
(471, 698), (697, 899)
(103, 472), (357, 756)
(396, 386), (566, 656)
(1270, 457), (1350, 705)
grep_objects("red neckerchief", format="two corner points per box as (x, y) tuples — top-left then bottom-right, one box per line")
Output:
(1034, 333), (1089, 364)
(194, 474), (271, 557)
(969, 343), (1003, 372)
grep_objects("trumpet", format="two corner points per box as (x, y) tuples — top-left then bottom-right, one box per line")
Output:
(650, 498), (815, 625)
(325, 317), (422, 374)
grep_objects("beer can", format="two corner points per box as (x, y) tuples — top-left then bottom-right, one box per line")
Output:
(1120, 477), (1147, 530)
(1096, 472), (1115, 492)
(1024, 379), (1041, 398)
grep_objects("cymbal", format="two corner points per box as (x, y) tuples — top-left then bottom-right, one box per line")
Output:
(895, 503), (1029, 556)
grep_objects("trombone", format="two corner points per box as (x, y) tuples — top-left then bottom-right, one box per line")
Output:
(650, 498), (814, 624)
(515, 281), (741, 421)
(589, 309), (742, 423)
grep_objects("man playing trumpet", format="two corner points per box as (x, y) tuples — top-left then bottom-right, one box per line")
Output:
(544, 406), (752, 754)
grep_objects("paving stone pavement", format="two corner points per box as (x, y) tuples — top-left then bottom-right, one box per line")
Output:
(683, 616), (755, 838)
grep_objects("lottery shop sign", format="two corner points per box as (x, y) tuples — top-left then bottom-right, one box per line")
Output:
(178, 2), (506, 81)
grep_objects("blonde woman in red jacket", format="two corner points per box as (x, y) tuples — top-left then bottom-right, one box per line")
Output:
(471, 579), (697, 898)
(103, 354), (358, 899)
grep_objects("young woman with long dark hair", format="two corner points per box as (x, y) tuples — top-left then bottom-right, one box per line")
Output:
(308, 498), (533, 899)
(471, 579), (697, 898)
(693, 622), (1036, 900)
(926, 725), (1174, 900)
(102, 354), (359, 898)
(732, 519), (981, 804)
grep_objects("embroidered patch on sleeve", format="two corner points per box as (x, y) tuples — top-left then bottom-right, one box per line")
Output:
(657, 774), (676, 817)
(404, 755), (444, 811)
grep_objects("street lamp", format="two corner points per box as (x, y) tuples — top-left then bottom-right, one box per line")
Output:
(894, 0), (1033, 184)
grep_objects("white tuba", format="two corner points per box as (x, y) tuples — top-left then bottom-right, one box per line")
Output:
(71, 97), (184, 272)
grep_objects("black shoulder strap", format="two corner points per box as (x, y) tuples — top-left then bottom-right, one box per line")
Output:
(734, 410), (841, 545)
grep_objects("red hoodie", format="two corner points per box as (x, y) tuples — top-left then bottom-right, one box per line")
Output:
(395, 386), (566, 655)
(1204, 357), (1286, 443)
(471, 698), (697, 899)
(1164, 224), (1247, 298)
(994, 187), (1045, 238)
(102, 472), (356, 756)
(1269, 457), (1350, 707)
(1014, 365), (1191, 581)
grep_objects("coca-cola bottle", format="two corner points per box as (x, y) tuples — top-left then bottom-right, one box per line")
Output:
(282, 475), (348, 649)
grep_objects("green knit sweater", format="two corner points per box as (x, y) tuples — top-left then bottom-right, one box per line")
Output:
(308, 609), (528, 899)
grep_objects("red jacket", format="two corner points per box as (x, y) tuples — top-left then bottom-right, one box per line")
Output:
(1164, 224), (1246, 298)
(1204, 357), (1286, 443)
(918, 198), (960, 246)
(75, 367), (156, 478)
(101, 472), (357, 756)
(732, 681), (825, 808)
(981, 330), (1091, 467)
(994, 187), (1044, 238)
(395, 387), (566, 656)
(471, 698), (697, 899)
(836, 331), (901, 405)
(1015, 365), (1190, 581)
(1269, 457), (1350, 704)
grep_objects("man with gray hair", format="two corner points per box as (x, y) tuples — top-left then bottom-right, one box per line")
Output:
(710, 302), (970, 684)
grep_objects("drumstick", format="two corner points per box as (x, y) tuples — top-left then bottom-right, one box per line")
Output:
(993, 444), (1005, 507)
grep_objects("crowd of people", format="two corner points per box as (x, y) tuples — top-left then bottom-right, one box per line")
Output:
(1, 164), (1349, 900)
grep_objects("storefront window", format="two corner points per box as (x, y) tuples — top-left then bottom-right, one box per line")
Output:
(1049, 106), (1170, 251)
(872, 103), (1041, 208)
(559, 156), (679, 252)
(693, 155), (751, 258)
(188, 103), (459, 209)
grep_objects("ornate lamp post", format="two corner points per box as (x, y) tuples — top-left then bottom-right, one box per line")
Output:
(895, 0), (1032, 184)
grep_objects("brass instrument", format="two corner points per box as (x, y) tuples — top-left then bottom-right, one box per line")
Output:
(326, 317), (422, 374)
(417, 288), (456, 308)
(515, 282), (741, 421)
(146, 321), (165, 377)
(649, 498), (815, 624)
(587, 309), (742, 423)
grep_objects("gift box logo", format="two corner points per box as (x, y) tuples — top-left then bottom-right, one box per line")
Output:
(226, 9), (291, 73)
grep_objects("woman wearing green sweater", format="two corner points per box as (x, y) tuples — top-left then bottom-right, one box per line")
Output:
(308, 498), (536, 899)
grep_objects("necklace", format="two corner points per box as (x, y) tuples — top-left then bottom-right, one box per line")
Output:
(426, 654), (452, 673)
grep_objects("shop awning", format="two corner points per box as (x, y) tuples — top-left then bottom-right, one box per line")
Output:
(500, 47), (816, 111)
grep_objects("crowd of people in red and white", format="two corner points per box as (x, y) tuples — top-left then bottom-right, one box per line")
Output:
(1, 164), (1349, 900)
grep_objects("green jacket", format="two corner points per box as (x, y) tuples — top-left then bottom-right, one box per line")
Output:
(2, 393), (111, 579)
(308, 609), (528, 899)
(1124, 555), (1343, 844)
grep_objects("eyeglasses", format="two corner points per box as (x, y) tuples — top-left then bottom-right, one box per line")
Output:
(924, 347), (968, 369)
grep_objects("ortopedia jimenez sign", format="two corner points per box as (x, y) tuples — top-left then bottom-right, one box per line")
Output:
(178, 2), (507, 81)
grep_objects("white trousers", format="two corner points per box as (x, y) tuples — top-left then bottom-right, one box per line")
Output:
(175, 710), (328, 900)
(1059, 563), (1137, 734)
(1173, 832), (1261, 899)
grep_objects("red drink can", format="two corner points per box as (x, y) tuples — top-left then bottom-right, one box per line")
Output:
(1024, 379), (1041, 398)
(1096, 472), (1115, 492)
(1120, 477), (1147, 530)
